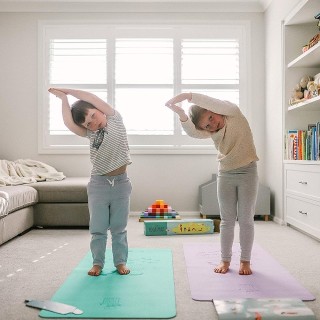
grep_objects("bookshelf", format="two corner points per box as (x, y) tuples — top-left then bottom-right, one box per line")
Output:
(287, 95), (320, 112)
(283, 0), (320, 240)
(287, 41), (320, 68)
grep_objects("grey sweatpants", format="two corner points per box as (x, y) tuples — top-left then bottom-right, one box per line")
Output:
(217, 161), (258, 262)
(87, 172), (132, 269)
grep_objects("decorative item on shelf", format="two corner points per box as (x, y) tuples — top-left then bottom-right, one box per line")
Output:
(302, 44), (309, 52)
(306, 33), (320, 51)
(289, 84), (305, 105)
(314, 72), (320, 85)
(315, 12), (320, 30)
(306, 81), (319, 99)
(289, 75), (313, 105)
(300, 15), (320, 53)
(139, 199), (181, 222)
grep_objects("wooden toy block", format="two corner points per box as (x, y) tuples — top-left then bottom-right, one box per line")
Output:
(151, 204), (168, 209)
(148, 206), (172, 213)
(144, 219), (214, 236)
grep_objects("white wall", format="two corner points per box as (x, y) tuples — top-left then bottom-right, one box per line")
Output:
(264, 0), (300, 223)
(0, 7), (264, 213)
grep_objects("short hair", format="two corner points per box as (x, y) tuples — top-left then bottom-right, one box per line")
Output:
(71, 100), (96, 126)
(189, 104), (207, 130)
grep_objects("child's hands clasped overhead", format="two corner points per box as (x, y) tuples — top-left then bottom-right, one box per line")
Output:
(48, 88), (67, 100)
(165, 92), (192, 122)
(165, 101), (184, 114)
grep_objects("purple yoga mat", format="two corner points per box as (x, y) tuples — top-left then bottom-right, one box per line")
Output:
(183, 242), (315, 301)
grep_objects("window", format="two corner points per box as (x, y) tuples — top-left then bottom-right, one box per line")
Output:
(39, 23), (247, 154)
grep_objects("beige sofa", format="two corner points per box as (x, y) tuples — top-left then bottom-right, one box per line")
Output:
(0, 177), (89, 246)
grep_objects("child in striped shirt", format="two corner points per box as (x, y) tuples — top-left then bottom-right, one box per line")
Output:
(49, 88), (132, 277)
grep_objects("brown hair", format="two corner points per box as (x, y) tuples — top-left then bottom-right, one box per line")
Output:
(71, 100), (95, 126)
(189, 104), (207, 130)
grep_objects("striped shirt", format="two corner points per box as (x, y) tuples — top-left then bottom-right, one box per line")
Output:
(87, 110), (132, 175)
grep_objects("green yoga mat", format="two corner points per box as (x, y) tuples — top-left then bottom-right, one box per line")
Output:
(40, 248), (176, 318)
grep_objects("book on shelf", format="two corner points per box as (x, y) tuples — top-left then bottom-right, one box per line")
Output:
(298, 130), (304, 160)
(213, 298), (316, 319)
(139, 214), (181, 222)
(318, 122), (320, 159)
(286, 129), (298, 160)
(285, 123), (320, 160)
(142, 209), (178, 217)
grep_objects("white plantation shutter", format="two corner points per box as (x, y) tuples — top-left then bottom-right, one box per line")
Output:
(115, 39), (174, 136)
(50, 39), (107, 85)
(180, 38), (240, 113)
(40, 24), (246, 154)
(182, 39), (239, 85)
(49, 39), (107, 135)
(115, 38), (173, 85)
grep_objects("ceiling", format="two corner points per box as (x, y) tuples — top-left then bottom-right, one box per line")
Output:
(0, 0), (273, 12)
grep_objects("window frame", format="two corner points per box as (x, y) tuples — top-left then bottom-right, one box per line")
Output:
(38, 21), (249, 154)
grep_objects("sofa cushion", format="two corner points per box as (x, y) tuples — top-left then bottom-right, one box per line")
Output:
(29, 177), (89, 203)
(0, 186), (38, 216)
(34, 203), (89, 227)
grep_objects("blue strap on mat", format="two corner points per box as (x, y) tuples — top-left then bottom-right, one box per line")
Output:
(40, 248), (176, 318)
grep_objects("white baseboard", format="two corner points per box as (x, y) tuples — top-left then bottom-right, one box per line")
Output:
(272, 216), (286, 225)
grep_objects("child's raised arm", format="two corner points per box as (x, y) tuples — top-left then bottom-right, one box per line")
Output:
(48, 88), (87, 137)
(54, 88), (114, 116)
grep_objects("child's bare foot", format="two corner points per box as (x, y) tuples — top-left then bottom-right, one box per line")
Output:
(116, 264), (130, 275)
(214, 261), (230, 274)
(239, 261), (252, 275)
(88, 265), (102, 276)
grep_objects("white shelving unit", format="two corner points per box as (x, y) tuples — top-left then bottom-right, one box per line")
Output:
(288, 41), (320, 68)
(288, 95), (320, 112)
(283, 0), (320, 240)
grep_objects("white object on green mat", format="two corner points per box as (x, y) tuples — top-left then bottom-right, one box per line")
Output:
(25, 299), (83, 315)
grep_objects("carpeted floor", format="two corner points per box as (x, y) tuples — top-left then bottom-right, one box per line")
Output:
(0, 216), (319, 320)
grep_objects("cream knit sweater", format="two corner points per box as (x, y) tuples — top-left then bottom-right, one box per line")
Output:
(181, 93), (259, 172)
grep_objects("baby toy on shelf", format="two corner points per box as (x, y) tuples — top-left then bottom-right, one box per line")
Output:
(289, 75), (318, 105)
(306, 81), (319, 99)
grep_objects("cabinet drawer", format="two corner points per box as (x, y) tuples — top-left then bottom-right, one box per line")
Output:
(286, 168), (320, 199)
(286, 195), (320, 239)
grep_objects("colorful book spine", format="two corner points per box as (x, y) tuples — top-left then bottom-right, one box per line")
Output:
(317, 122), (320, 160)
(288, 130), (298, 160)
(298, 130), (303, 160)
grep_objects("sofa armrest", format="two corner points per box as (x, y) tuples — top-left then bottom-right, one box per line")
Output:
(0, 191), (9, 218)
